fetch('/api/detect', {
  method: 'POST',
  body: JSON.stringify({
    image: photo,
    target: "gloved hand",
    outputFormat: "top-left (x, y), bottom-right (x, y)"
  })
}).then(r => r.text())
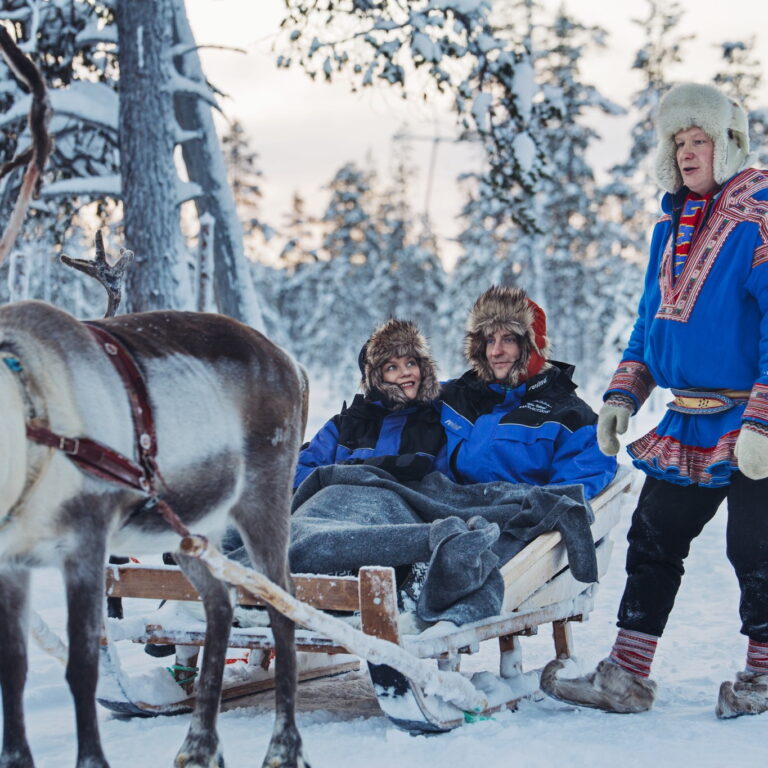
top-left (597, 398), bottom-right (633, 456)
top-left (735, 424), bottom-right (768, 480)
top-left (363, 453), bottom-right (434, 482)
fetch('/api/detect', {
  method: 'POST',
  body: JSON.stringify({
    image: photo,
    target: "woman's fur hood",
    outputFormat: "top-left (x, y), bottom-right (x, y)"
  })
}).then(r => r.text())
top-left (464, 285), bottom-right (550, 386)
top-left (360, 318), bottom-right (440, 407)
top-left (655, 82), bottom-right (756, 193)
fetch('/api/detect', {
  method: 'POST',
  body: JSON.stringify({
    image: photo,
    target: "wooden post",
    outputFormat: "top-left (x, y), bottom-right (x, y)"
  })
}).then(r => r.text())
top-left (358, 566), bottom-right (400, 645)
top-left (499, 634), bottom-right (523, 679)
top-left (552, 619), bottom-right (574, 660)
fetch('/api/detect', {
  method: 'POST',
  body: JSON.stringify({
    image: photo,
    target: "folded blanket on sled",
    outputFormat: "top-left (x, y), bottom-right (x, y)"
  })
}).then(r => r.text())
top-left (283, 464), bottom-right (597, 627)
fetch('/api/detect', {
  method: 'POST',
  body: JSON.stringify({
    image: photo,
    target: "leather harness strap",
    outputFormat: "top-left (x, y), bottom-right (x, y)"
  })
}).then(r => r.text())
top-left (25, 422), bottom-right (147, 489)
top-left (22, 324), bottom-right (189, 537)
top-left (84, 323), bottom-right (159, 482)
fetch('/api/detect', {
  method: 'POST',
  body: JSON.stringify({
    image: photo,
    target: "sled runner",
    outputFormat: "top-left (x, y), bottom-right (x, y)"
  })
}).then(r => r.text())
top-left (98, 468), bottom-right (631, 730)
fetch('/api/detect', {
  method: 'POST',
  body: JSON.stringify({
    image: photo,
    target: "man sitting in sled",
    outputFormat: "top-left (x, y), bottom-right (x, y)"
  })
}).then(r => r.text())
top-left (440, 284), bottom-right (617, 500)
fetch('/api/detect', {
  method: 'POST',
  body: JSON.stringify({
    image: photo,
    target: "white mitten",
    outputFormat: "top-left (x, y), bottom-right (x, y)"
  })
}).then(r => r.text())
top-left (597, 399), bottom-right (632, 456)
top-left (735, 425), bottom-right (768, 480)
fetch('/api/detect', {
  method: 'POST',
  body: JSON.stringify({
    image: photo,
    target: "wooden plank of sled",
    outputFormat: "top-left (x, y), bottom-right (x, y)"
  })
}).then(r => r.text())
top-left (404, 594), bottom-right (595, 659)
top-left (138, 624), bottom-right (352, 653)
top-left (105, 564), bottom-right (360, 612)
top-left (500, 468), bottom-right (631, 612)
top-left (513, 537), bottom-right (614, 613)
top-left (358, 566), bottom-right (400, 644)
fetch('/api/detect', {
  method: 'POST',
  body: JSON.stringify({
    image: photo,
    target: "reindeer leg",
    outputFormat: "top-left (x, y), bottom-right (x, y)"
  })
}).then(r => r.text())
top-left (62, 550), bottom-right (111, 768)
top-left (0, 567), bottom-right (34, 768)
top-left (233, 497), bottom-right (308, 768)
top-left (173, 553), bottom-right (233, 768)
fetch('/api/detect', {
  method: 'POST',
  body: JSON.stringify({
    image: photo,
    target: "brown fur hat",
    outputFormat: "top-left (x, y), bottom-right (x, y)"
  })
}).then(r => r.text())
top-left (360, 318), bottom-right (440, 407)
top-left (464, 285), bottom-right (551, 385)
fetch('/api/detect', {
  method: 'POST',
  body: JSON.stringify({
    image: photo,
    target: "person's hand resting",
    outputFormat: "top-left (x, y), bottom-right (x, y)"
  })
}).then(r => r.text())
top-left (362, 453), bottom-right (434, 482)
top-left (597, 397), bottom-right (633, 456)
top-left (735, 424), bottom-right (768, 480)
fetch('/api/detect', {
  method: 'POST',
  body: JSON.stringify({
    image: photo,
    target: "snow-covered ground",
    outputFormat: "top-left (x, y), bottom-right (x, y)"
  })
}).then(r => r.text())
top-left (19, 397), bottom-right (767, 767)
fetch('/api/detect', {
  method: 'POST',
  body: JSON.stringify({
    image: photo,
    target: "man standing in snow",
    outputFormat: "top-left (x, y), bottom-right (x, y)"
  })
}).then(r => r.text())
top-left (541, 83), bottom-right (768, 718)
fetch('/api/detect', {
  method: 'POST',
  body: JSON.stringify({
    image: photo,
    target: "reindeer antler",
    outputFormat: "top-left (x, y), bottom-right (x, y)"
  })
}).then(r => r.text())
top-left (0, 24), bottom-right (52, 264)
top-left (60, 231), bottom-right (134, 317)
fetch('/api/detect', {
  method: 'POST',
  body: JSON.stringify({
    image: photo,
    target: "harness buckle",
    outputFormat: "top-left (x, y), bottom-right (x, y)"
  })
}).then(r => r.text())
top-left (58, 436), bottom-right (80, 454)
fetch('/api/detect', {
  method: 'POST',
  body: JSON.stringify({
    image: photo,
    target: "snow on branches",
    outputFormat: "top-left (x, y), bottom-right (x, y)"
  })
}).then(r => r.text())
top-left (278, 0), bottom-right (546, 231)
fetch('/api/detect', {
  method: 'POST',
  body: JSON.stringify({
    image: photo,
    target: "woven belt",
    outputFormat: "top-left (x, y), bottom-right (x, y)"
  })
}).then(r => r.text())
top-left (668, 388), bottom-right (751, 415)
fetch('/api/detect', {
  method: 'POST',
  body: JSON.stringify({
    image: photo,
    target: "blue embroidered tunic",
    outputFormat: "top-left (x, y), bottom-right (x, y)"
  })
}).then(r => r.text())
top-left (605, 168), bottom-right (768, 487)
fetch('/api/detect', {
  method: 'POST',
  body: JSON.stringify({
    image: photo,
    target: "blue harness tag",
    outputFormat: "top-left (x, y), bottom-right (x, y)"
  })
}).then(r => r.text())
top-left (2, 356), bottom-right (23, 373)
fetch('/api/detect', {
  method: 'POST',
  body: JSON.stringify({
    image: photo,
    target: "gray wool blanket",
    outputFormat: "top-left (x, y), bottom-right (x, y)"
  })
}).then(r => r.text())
top-left (285, 465), bottom-right (597, 626)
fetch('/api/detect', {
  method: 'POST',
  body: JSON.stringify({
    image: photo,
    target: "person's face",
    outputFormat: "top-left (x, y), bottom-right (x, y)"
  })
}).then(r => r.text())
top-left (675, 126), bottom-right (717, 196)
top-left (485, 329), bottom-right (521, 382)
top-left (381, 355), bottom-right (422, 399)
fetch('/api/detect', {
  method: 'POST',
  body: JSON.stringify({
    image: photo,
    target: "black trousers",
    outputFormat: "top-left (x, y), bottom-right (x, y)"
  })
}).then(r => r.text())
top-left (617, 473), bottom-right (768, 641)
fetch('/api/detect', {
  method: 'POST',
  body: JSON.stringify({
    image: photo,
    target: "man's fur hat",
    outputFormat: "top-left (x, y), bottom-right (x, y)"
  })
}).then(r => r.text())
top-left (360, 318), bottom-right (440, 406)
top-left (655, 82), bottom-right (755, 193)
top-left (464, 285), bottom-right (550, 386)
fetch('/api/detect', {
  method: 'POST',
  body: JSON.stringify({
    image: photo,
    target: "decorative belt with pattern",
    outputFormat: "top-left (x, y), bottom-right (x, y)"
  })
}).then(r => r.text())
top-left (668, 388), bottom-right (751, 415)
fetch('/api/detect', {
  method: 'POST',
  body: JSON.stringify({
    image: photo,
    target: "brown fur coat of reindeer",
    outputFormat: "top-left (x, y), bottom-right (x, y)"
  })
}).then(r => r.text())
top-left (0, 26), bottom-right (310, 768)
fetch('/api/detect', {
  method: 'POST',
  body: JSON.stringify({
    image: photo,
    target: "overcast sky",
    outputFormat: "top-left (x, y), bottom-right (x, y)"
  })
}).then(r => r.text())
top-left (185, 0), bottom-right (768, 265)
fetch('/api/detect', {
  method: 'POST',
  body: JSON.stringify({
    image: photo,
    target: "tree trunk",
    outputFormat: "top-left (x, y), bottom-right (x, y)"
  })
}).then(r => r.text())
top-left (170, 0), bottom-right (264, 330)
top-left (117, 0), bottom-right (187, 312)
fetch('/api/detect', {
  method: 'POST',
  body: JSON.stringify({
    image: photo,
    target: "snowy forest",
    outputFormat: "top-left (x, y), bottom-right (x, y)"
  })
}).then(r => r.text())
top-left (1, 0), bottom-right (767, 399)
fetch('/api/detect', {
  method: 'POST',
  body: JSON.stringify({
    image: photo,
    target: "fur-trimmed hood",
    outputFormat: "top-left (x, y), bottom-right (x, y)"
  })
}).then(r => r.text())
top-left (464, 285), bottom-right (550, 386)
top-left (655, 82), bottom-right (756, 193)
top-left (359, 318), bottom-right (440, 407)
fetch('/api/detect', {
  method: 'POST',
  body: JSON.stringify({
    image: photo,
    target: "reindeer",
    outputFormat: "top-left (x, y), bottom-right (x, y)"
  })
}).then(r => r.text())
top-left (0, 26), bottom-right (310, 768)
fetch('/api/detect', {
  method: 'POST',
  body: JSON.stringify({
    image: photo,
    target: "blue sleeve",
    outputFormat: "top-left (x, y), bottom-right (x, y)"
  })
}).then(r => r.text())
top-left (293, 417), bottom-right (342, 489)
top-left (548, 424), bottom-right (618, 500)
top-left (744, 255), bottom-right (768, 426)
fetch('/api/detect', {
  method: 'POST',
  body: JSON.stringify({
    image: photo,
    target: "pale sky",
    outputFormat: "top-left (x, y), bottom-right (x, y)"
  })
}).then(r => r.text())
top-left (185, 0), bottom-right (768, 266)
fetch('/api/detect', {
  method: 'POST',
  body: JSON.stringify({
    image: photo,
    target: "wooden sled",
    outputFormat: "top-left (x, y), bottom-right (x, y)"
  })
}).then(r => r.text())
top-left (99, 467), bottom-right (631, 730)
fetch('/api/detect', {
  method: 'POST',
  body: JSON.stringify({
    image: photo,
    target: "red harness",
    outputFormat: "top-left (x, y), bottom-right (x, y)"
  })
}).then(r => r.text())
top-left (24, 324), bottom-right (189, 536)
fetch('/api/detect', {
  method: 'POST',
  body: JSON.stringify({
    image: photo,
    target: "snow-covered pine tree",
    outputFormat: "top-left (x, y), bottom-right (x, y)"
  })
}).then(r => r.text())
top-left (602, 0), bottom-right (689, 257)
top-left (221, 118), bottom-right (275, 262)
top-left (713, 39), bottom-right (768, 167)
top-left (445, 175), bottom-right (519, 375)
top-left (278, 0), bottom-right (548, 234)
top-left (448, 3), bottom-right (626, 386)
top-left (279, 162), bottom-right (382, 386)
top-left (278, 192), bottom-right (318, 271)
top-left (588, 0), bottom-right (689, 394)
top-left (529, 10), bottom-right (626, 380)
top-left (373, 147), bottom-right (446, 343)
